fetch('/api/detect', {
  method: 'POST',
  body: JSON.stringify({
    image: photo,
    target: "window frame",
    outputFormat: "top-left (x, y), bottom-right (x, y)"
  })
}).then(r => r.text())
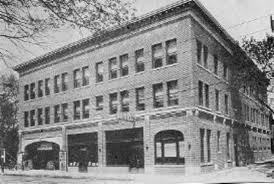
top-left (82, 99), bottom-right (90, 119)
top-left (153, 83), bottom-right (164, 108)
top-left (96, 96), bottom-right (104, 111)
top-left (38, 80), bottom-right (43, 98)
top-left (135, 49), bottom-right (145, 73)
top-left (152, 43), bottom-right (163, 69)
top-left (96, 62), bottom-right (104, 83)
top-left (109, 57), bottom-right (118, 80)
top-left (136, 87), bottom-right (145, 111)
top-left (73, 100), bottom-right (81, 120)
top-left (166, 39), bottom-right (177, 65)
top-left (120, 54), bottom-right (129, 77)
top-left (109, 92), bottom-right (118, 115)
top-left (167, 80), bottom-right (179, 106)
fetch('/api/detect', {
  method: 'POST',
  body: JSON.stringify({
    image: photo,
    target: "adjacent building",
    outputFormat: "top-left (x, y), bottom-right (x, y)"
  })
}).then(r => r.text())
top-left (14, 0), bottom-right (271, 174)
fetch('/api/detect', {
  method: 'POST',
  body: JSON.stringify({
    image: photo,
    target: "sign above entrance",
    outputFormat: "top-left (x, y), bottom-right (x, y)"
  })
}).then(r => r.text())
top-left (117, 113), bottom-right (136, 123)
top-left (37, 143), bottom-right (53, 151)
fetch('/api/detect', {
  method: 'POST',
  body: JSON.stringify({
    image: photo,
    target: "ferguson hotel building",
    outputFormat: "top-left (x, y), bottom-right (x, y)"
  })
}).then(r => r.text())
top-left (14, 0), bottom-right (272, 174)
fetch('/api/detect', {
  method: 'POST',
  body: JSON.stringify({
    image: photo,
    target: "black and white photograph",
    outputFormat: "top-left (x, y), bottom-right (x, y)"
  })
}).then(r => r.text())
top-left (1, 0), bottom-right (274, 183)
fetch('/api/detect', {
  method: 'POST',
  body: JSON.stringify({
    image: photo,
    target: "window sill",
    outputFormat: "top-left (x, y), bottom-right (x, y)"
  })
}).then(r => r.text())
top-left (197, 105), bottom-right (212, 112)
top-left (155, 164), bottom-right (185, 168)
top-left (109, 75), bottom-right (130, 82)
top-left (72, 84), bottom-right (91, 91)
top-left (152, 63), bottom-right (178, 72)
top-left (134, 71), bottom-right (145, 76)
top-left (200, 162), bottom-right (214, 167)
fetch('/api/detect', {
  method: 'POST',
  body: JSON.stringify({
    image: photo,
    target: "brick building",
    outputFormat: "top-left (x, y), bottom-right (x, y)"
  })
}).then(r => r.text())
top-left (14, 0), bottom-right (271, 174)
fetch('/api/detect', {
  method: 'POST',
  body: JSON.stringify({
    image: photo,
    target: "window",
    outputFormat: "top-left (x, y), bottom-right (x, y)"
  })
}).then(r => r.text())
top-left (167, 80), bottom-right (178, 106)
top-left (166, 39), bottom-right (177, 65)
top-left (214, 55), bottom-right (218, 75)
top-left (135, 49), bottom-right (145, 73)
top-left (45, 107), bottom-right (50, 124)
top-left (45, 78), bottom-right (50, 95)
top-left (120, 54), bottom-right (129, 77)
top-left (205, 83), bottom-right (209, 108)
top-left (82, 99), bottom-right (90, 119)
top-left (197, 40), bottom-right (202, 64)
top-left (152, 43), bottom-right (163, 68)
top-left (223, 63), bottom-right (228, 80)
top-left (136, 87), bottom-right (145, 111)
top-left (109, 58), bottom-right (118, 79)
top-left (225, 94), bottom-right (229, 114)
top-left (74, 69), bottom-right (81, 88)
top-left (82, 66), bottom-right (90, 86)
top-left (62, 103), bottom-right (68, 122)
top-left (109, 93), bottom-right (118, 114)
top-left (153, 83), bottom-right (164, 108)
top-left (96, 96), bottom-right (103, 111)
top-left (120, 90), bottom-right (129, 112)
top-left (155, 130), bottom-right (184, 165)
top-left (54, 75), bottom-right (60, 93)
top-left (96, 62), bottom-right (104, 82)
top-left (38, 80), bottom-right (43, 97)
top-left (24, 111), bottom-right (29, 127)
top-left (207, 129), bottom-right (211, 162)
top-left (24, 85), bottom-right (29, 101)
top-left (203, 45), bottom-right (208, 68)
top-left (37, 108), bottom-right (43, 125)
top-left (30, 110), bottom-right (35, 126)
top-left (215, 89), bottom-right (219, 111)
top-left (226, 132), bottom-right (230, 160)
top-left (30, 83), bottom-right (35, 99)
top-left (61, 73), bottom-right (68, 91)
top-left (73, 101), bottom-right (81, 120)
top-left (198, 81), bottom-right (203, 106)
top-left (200, 128), bottom-right (205, 163)
top-left (217, 131), bottom-right (220, 152)
top-left (54, 105), bottom-right (61, 123)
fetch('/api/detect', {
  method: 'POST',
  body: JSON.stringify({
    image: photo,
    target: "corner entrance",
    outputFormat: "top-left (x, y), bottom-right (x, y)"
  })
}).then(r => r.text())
top-left (106, 128), bottom-right (144, 170)
top-left (24, 141), bottom-right (60, 170)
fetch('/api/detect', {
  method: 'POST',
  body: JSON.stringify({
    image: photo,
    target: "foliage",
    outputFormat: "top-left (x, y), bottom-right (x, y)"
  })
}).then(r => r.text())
top-left (0, 0), bottom-right (135, 63)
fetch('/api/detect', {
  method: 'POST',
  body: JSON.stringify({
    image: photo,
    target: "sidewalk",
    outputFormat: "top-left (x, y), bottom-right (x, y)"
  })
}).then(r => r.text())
top-left (2, 167), bottom-right (274, 183)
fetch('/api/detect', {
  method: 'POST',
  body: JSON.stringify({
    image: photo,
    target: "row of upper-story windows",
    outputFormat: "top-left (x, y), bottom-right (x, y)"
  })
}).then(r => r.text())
top-left (198, 80), bottom-right (229, 114)
top-left (242, 103), bottom-right (269, 127)
top-left (23, 80), bottom-right (179, 127)
top-left (252, 136), bottom-right (271, 151)
top-left (23, 38), bottom-right (178, 101)
top-left (196, 39), bottom-right (228, 80)
top-left (242, 85), bottom-right (266, 102)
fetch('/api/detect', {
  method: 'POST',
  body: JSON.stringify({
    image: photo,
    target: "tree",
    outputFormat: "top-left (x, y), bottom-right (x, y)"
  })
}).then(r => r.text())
top-left (0, 74), bottom-right (18, 167)
top-left (0, 0), bottom-right (135, 64)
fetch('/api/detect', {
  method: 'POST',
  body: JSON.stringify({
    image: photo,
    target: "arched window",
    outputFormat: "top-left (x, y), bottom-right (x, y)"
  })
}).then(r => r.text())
top-left (155, 130), bottom-right (185, 165)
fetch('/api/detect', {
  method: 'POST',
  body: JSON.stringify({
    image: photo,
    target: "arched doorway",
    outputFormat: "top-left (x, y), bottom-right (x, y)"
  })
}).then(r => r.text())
top-left (24, 141), bottom-right (60, 170)
top-left (154, 130), bottom-right (185, 165)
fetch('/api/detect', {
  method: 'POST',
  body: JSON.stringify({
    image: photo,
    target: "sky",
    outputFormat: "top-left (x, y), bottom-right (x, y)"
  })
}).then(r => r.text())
top-left (1, 0), bottom-right (274, 74)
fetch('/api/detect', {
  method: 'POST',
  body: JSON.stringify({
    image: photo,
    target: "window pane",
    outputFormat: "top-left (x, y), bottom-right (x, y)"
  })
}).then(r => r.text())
top-left (205, 84), bottom-right (209, 108)
top-left (38, 80), bottom-right (43, 97)
top-left (30, 83), bottom-right (35, 99)
top-left (120, 90), bottom-right (129, 112)
top-left (109, 58), bottom-right (118, 79)
top-left (166, 39), bottom-right (177, 65)
top-left (167, 80), bottom-right (178, 106)
top-left (45, 107), bottom-right (50, 124)
top-left (54, 105), bottom-right (60, 123)
top-left (62, 103), bottom-right (68, 122)
top-left (30, 110), bottom-right (35, 126)
top-left (24, 85), bottom-right (29, 101)
top-left (62, 73), bottom-right (68, 91)
top-left (45, 78), bottom-right (50, 95)
top-left (135, 49), bottom-right (145, 72)
top-left (96, 62), bottom-right (104, 82)
top-left (203, 45), bottom-right (208, 68)
top-left (152, 43), bottom-right (163, 68)
top-left (96, 96), bottom-right (103, 111)
top-left (153, 83), bottom-right (163, 108)
top-left (82, 99), bottom-right (90, 119)
top-left (37, 108), bottom-right (43, 125)
top-left (200, 128), bottom-right (205, 163)
top-left (215, 89), bottom-right (219, 111)
top-left (120, 54), bottom-right (129, 77)
top-left (74, 69), bottom-right (81, 88)
top-left (198, 81), bottom-right (203, 106)
top-left (214, 55), bottom-right (218, 75)
top-left (109, 93), bottom-right (118, 114)
top-left (54, 75), bottom-right (60, 93)
top-left (82, 66), bottom-right (90, 86)
top-left (197, 40), bottom-right (202, 64)
top-left (24, 111), bottom-right (29, 127)
top-left (74, 101), bottom-right (81, 120)
top-left (136, 87), bottom-right (145, 111)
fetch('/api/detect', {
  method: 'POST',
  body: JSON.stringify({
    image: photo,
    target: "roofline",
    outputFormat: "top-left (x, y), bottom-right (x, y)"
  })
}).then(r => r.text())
top-left (13, 0), bottom-right (239, 73)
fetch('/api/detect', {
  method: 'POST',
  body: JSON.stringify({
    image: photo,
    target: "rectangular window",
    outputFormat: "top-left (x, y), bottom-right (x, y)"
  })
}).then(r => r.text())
top-left (215, 89), bottom-right (219, 111)
top-left (153, 83), bottom-right (164, 108)
top-left (205, 83), bottom-right (209, 108)
top-left (120, 90), bottom-right (129, 112)
top-left (74, 69), bottom-right (81, 88)
top-left (96, 96), bottom-right (103, 111)
top-left (30, 109), bottom-right (35, 126)
top-left (135, 49), bottom-right (145, 73)
top-left (54, 75), bottom-right (60, 93)
top-left (37, 108), bottom-right (43, 125)
top-left (62, 103), bottom-right (68, 122)
top-left (61, 73), bottom-right (68, 91)
top-left (197, 40), bottom-right (202, 64)
top-left (54, 105), bottom-right (61, 123)
top-left (109, 58), bottom-right (118, 79)
top-left (38, 80), bottom-right (43, 97)
top-left (82, 99), bottom-right (90, 119)
top-left (109, 93), bottom-right (118, 114)
top-left (30, 83), bottom-right (35, 99)
top-left (203, 45), bottom-right (208, 68)
top-left (24, 111), bottom-right (29, 127)
top-left (24, 85), bottom-right (29, 101)
top-left (73, 101), bottom-right (81, 120)
top-left (96, 62), bottom-right (104, 83)
top-left (217, 131), bottom-right (220, 152)
top-left (214, 55), bottom-right (218, 75)
top-left (198, 81), bottom-right (203, 106)
top-left (225, 94), bottom-right (229, 114)
top-left (136, 87), bottom-right (145, 111)
top-left (200, 128), bottom-right (205, 163)
top-left (207, 129), bottom-right (211, 162)
top-left (152, 43), bottom-right (163, 68)
top-left (82, 66), bottom-right (90, 86)
top-left (45, 107), bottom-right (50, 124)
top-left (167, 80), bottom-right (178, 106)
top-left (223, 63), bottom-right (228, 80)
top-left (120, 54), bottom-right (129, 77)
top-left (166, 39), bottom-right (177, 65)
top-left (226, 132), bottom-right (230, 160)
top-left (45, 78), bottom-right (50, 95)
